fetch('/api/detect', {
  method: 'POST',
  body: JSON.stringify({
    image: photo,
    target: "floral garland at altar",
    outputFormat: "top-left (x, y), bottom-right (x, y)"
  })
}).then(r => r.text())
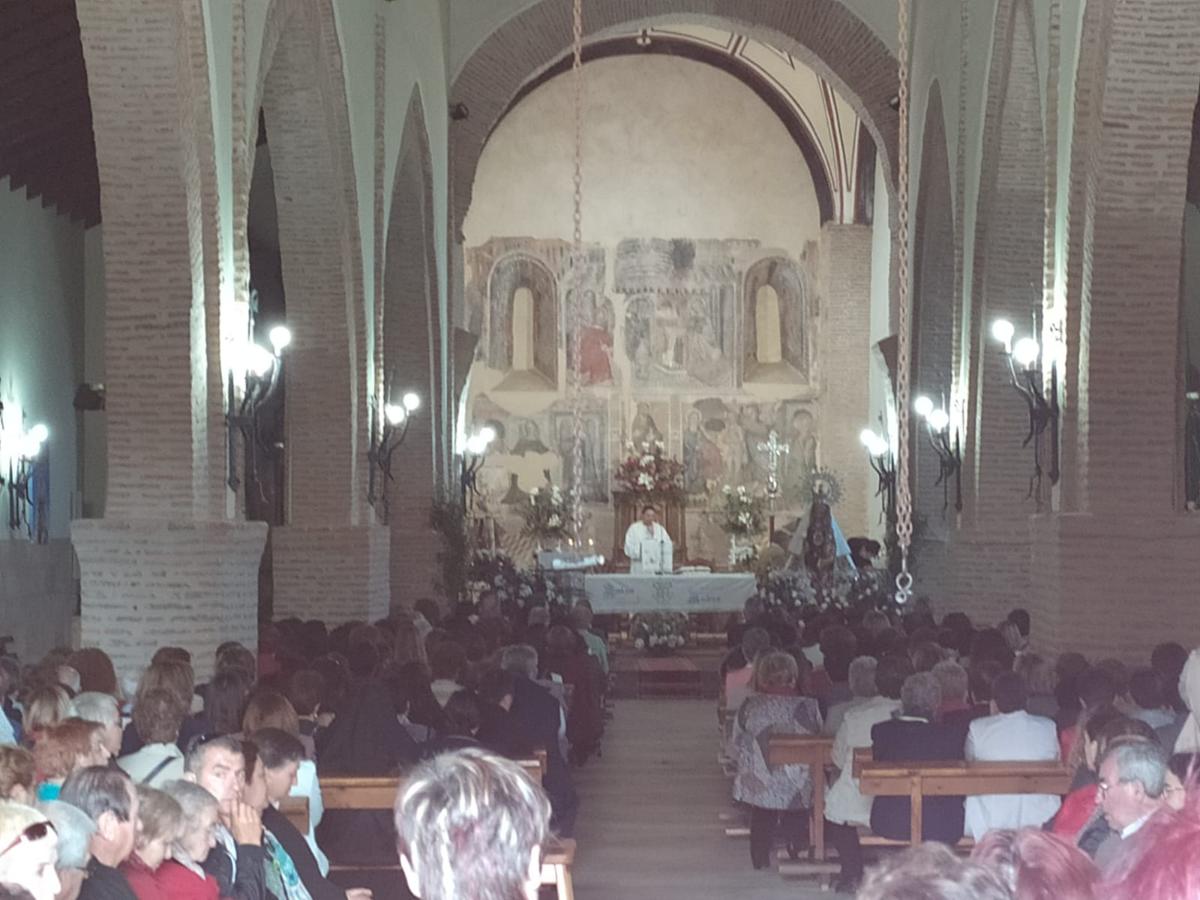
top-left (614, 441), bottom-right (685, 497)
top-left (521, 484), bottom-right (570, 545)
top-left (755, 564), bottom-right (892, 613)
top-left (630, 611), bottom-right (690, 654)
top-left (466, 549), bottom-right (561, 615)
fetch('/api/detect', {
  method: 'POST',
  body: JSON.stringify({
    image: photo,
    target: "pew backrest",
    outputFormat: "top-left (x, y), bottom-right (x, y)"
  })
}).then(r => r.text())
top-left (764, 735), bottom-right (835, 858)
top-left (857, 760), bottom-right (1071, 845)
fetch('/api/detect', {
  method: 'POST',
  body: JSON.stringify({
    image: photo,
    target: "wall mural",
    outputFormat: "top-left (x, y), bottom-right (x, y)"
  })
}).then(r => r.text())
top-left (464, 236), bottom-right (826, 560)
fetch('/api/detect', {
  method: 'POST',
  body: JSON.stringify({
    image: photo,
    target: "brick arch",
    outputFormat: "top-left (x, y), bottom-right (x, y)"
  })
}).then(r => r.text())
top-left (449, 0), bottom-right (899, 236)
top-left (963, 0), bottom-right (1045, 521)
top-left (248, 0), bottom-right (368, 527)
top-left (383, 88), bottom-right (442, 606)
top-left (912, 81), bottom-right (957, 531)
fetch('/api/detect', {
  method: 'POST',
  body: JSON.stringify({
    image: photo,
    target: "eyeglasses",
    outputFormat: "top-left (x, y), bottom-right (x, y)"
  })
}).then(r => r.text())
top-left (0, 821), bottom-right (56, 858)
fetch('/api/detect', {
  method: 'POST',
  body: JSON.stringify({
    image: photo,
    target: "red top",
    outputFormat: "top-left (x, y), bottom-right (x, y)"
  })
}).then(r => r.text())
top-left (1051, 783), bottom-right (1098, 838)
top-left (120, 853), bottom-right (167, 900)
top-left (150, 861), bottom-right (220, 900)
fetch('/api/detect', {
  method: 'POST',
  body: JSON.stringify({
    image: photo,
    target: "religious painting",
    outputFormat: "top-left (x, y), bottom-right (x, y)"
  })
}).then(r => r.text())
top-left (682, 404), bottom-right (726, 495)
top-left (743, 255), bottom-right (813, 383)
top-left (615, 239), bottom-right (737, 389)
top-left (487, 253), bottom-right (558, 389)
top-left (550, 406), bottom-right (609, 503)
top-left (628, 400), bottom-right (667, 450)
top-left (565, 288), bottom-right (616, 386)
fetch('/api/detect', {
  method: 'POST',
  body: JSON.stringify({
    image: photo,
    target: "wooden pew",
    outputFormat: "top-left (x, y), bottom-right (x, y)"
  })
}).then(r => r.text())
top-left (763, 735), bottom-right (835, 859)
top-left (857, 760), bottom-right (1072, 848)
top-left (317, 756), bottom-right (573, 900)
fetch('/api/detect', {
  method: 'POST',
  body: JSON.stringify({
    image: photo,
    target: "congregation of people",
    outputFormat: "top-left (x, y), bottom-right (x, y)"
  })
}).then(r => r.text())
top-left (721, 597), bottom-right (1200, 898)
top-left (0, 590), bottom-right (610, 900)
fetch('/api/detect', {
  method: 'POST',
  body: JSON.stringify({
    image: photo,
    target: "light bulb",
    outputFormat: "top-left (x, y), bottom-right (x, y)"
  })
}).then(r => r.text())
top-left (860, 428), bottom-right (878, 450)
top-left (466, 435), bottom-right (485, 455)
top-left (402, 392), bottom-right (421, 412)
top-left (28, 424), bottom-right (49, 444)
top-left (268, 325), bottom-right (292, 354)
top-left (1013, 337), bottom-right (1040, 369)
top-left (247, 344), bottom-right (275, 378)
top-left (991, 319), bottom-right (1015, 351)
top-left (480, 426), bottom-right (497, 445)
top-left (927, 409), bottom-right (951, 433)
top-left (384, 404), bottom-right (406, 426)
top-left (914, 395), bottom-right (934, 418)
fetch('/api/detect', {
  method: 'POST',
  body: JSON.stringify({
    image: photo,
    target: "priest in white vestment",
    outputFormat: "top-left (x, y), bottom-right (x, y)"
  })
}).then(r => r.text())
top-left (623, 504), bottom-right (674, 574)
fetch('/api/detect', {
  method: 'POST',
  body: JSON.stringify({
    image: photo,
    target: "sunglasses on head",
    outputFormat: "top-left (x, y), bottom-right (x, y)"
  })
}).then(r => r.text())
top-left (0, 821), bottom-right (55, 858)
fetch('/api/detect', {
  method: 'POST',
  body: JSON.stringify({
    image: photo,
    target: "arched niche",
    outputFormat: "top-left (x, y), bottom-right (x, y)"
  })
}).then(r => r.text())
top-left (743, 256), bottom-right (811, 383)
top-left (912, 83), bottom-right (957, 531)
top-left (382, 89), bottom-right (441, 605)
top-left (488, 254), bottom-right (559, 390)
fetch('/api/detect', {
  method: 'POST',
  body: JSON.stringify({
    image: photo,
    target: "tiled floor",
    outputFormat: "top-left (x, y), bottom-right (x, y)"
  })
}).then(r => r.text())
top-left (571, 698), bottom-right (851, 899)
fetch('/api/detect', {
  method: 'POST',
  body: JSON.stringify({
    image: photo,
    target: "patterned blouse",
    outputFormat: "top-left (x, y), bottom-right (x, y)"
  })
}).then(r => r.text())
top-left (732, 693), bottom-right (823, 810)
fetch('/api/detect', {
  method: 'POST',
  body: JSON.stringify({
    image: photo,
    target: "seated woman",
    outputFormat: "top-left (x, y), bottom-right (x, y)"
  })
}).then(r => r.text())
top-left (242, 690), bottom-right (327, 875)
top-left (32, 719), bottom-right (111, 801)
top-left (21, 685), bottom-right (72, 747)
top-left (731, 650), bottom-right (822, 869)
top-left (0, 799), bottom-right (61, 900)
top-left (870, 672), bottom-right (966, 844)
top-left (244, 730), bottom-right (370, 900)
top-left (0, 746), bottom-right (36, 805)
top-left (315, 680), bottom-right (419, 895)
top-left (541, 626), bottom-right (603, 764)
top-left (121, 785), bottom-right (184, 900)
top-left (156, 781), bottom-right (222, 899)
top-left (972, 828), bottom-right (1099, 900)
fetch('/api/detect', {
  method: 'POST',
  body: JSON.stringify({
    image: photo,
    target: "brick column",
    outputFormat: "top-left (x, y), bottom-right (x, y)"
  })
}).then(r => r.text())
top-left (72, 0), bottom-right (265, 673)
top-left (819, 224), bottom-right (873, 535)
top-left (271, 525), bottom-right (390, 624)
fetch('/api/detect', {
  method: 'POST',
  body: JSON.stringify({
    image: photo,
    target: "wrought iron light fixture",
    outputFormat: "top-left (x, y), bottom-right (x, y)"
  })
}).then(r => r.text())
top-left (913, 394), bottom-right (962, 513)
top-left (991, 318), bottom-right (1060, 499)
top-left (225, 325), bottom-right (290, 492)
top-left (2, 419), bottom-right (48, 539)
top-left (368, 389), bottom-right (422, 522)
top-left (460, 426), bottom-right (496, 508)
top-left (860, 426), bottom-right (896, 524)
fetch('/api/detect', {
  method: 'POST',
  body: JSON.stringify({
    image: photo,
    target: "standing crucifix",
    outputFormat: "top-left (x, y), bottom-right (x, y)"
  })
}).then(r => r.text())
top-left (757, 429), bottom-right (790, 542)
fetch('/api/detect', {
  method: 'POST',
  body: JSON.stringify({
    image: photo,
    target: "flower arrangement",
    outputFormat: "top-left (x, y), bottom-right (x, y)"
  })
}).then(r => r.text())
top-left (521, 484), bottom-right (570, 544)
top-left (614, 441), bottom-right (685, 497)
top-left (630, 611), bottom-right (689, 654)
top-left (755, 565), bottom-right (858, 613)
top-left (465, 549), bottom-right (559, 614)
top-left (718, 485), bottom-right (766, 537)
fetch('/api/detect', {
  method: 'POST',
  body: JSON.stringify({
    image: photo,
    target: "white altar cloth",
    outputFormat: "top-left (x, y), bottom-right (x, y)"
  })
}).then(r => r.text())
top-left (583, 573), bottom-right (756, 614)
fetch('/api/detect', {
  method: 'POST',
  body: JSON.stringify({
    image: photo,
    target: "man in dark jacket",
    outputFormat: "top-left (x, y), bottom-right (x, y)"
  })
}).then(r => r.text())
top-left (182, 735), bottom-right (267, 900)
top-left (491, 646), bottom-right (579, 836)
top-left (60, 767), bottom-right (140, 900)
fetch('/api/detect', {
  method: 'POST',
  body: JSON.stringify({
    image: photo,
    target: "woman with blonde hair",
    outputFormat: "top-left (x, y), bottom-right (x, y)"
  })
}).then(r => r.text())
top-left (0, 800), bottom-right (60, 900)
top-left (121, 785), bottom-right (184, 900)
top-left (22, 686), bottom-right (71, 746)
top-left (32, 719), bottom-right (110, 801)
top-left (733, 650), bottom-right (822, 868)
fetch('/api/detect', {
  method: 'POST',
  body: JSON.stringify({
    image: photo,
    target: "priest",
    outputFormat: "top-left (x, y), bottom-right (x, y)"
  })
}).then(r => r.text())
top-left (623, 504), bottom-right (674, 574)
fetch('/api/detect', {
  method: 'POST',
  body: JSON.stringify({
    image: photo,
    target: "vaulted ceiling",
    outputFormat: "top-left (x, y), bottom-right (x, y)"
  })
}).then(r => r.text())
top-left (0, 0), bottom-right (100, 226)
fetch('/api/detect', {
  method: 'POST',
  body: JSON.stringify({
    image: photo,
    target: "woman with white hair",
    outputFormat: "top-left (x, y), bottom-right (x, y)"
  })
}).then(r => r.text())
top-left (731, 650), bottom-right (823, 869)
top-left (0, 801), bottom-right (60, 900)
top-left (37, 801), bottom-right (93, 900)
top-left (395, 749), bottom-right (550, 900)
top-left (154, 781), bottom-right (221, 899)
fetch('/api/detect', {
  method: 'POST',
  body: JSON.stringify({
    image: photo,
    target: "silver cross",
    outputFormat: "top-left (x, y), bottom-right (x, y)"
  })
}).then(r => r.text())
top-left (757, 429), bottom-right (790, 498)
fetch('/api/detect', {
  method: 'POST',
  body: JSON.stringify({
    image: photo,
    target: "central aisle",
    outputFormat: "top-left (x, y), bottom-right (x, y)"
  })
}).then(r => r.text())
top-left (570, 699), bottom-right (850, 899)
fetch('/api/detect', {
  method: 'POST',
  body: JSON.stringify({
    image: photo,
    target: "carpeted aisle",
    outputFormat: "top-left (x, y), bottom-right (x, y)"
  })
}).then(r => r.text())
top-left (570, 699), bottom-right (850, 900)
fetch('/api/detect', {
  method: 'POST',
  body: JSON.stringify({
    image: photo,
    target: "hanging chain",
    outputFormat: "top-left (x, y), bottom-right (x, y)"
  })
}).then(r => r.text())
top-left (894, 0), bottom-right (915, 603)
top-left (569, 0), bottom-right (586, 545)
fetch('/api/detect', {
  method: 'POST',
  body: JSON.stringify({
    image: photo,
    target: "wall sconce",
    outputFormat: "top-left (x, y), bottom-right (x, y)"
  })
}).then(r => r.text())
top-left (225, 326), bottom-right (290, 492)
top-left (860, 426), bottom-right (896, 524)
top-left (460, 426), bottom-right (496, 508)
top-left (368, 390), bottom-right (421, 523)
top-left (3, 421), bottom-right (48, 540)
top-left (991, 318), bottom-right (1060, 499)
top-left (914, 394), bottom-right (962, 513)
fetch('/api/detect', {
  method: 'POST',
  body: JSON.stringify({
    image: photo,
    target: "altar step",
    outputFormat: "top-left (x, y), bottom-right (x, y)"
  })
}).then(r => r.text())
top-left (609, 645), bottom-right (724, 700)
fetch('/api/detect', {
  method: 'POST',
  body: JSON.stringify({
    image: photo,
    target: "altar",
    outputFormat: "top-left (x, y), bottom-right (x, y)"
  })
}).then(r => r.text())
top-left (583, 572), bottom-right (756, 614)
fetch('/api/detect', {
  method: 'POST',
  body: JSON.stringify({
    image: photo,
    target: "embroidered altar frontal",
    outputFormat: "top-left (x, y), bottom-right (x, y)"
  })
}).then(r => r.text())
top-left (584, 573), bottom-right (756, 614)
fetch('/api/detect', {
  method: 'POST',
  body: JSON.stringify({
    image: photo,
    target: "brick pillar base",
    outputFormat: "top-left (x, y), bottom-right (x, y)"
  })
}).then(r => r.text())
top-left (1029, 514), bottom-right (1200, 660)
top-left (72, 519), bottom-right (267, 683)
top-left (929, 521), bottom-right (1034, 626)
top-left (272, 524), bottom-right (390, 624)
